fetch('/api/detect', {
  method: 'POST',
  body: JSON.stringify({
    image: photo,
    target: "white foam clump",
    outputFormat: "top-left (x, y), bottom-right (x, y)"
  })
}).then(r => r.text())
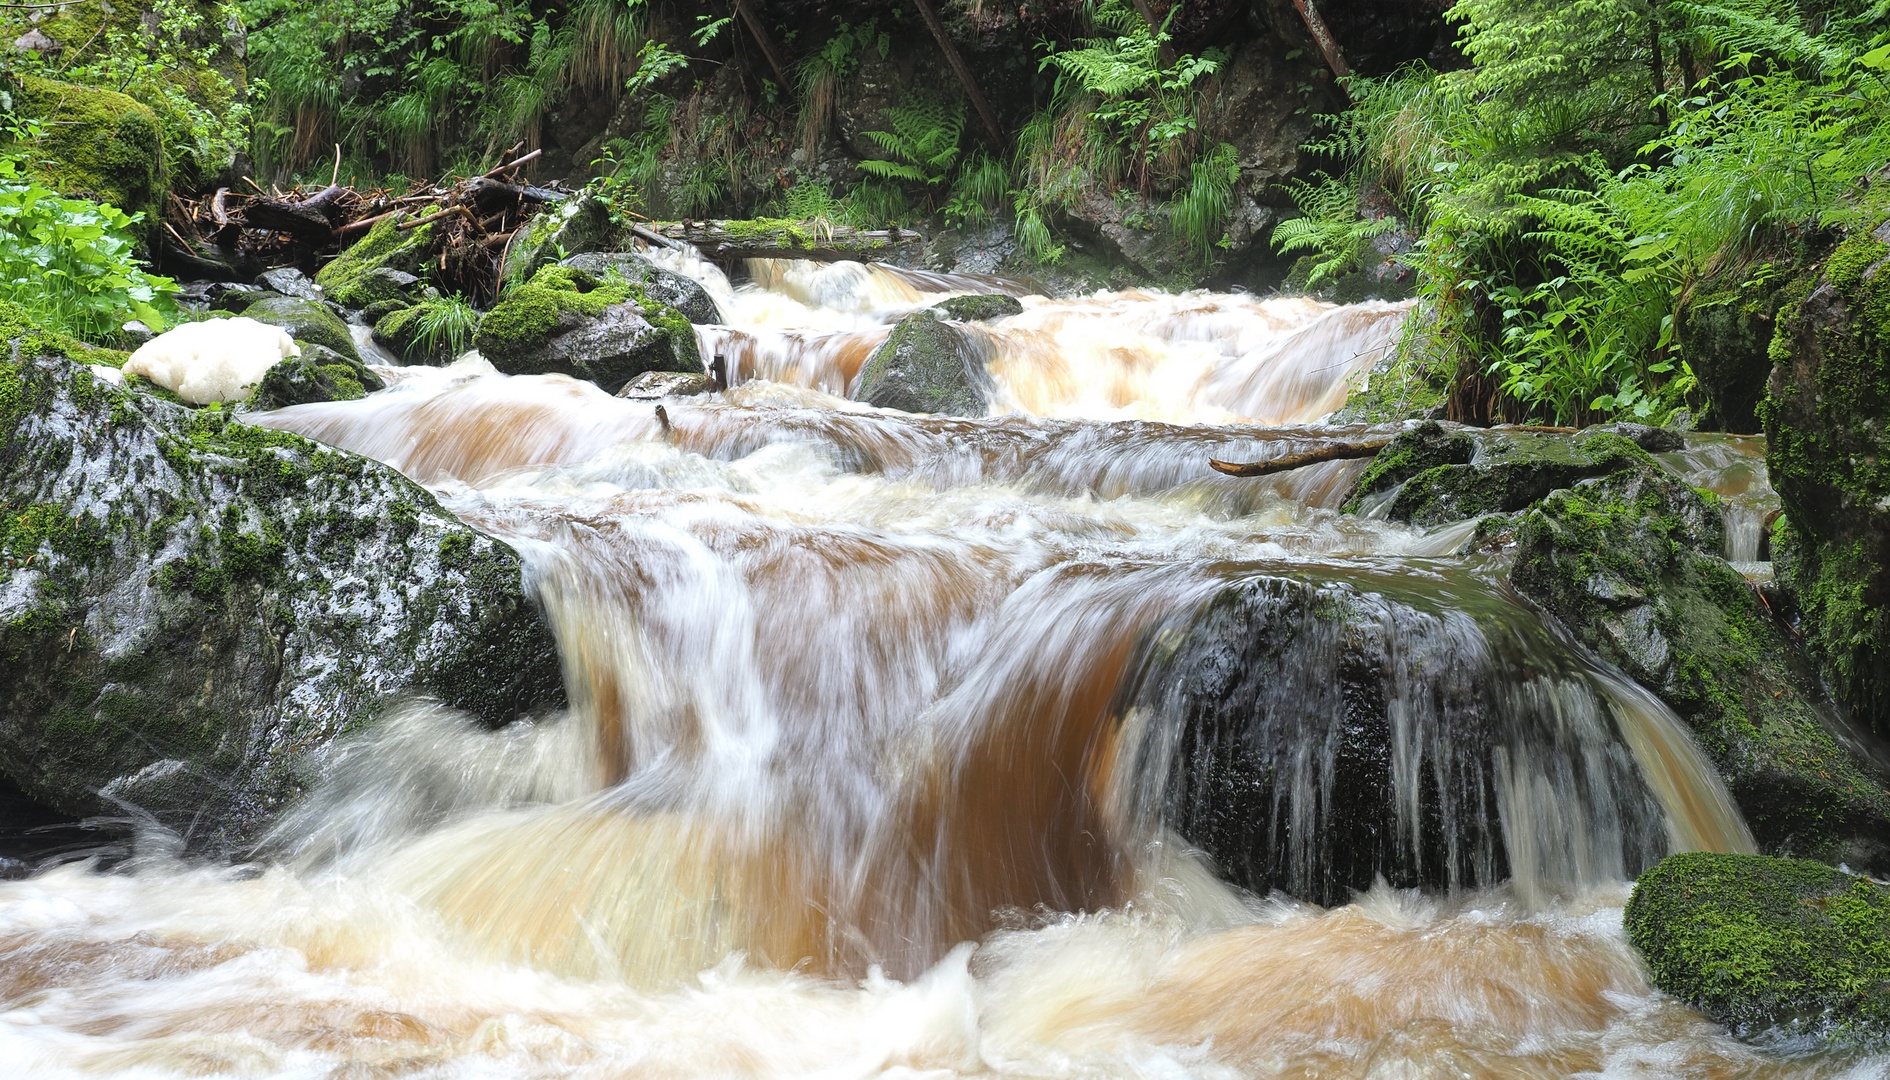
top-left (123, 317), bottom-right (301, 404)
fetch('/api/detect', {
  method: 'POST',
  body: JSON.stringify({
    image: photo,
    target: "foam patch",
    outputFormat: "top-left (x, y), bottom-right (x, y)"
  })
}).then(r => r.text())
top-left (124, 317), bottom-right (302, 404)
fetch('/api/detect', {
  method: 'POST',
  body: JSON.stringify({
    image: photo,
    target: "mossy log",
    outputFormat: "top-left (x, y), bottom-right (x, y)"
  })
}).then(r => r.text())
top-left (638, 219), bottom-right (924, 263)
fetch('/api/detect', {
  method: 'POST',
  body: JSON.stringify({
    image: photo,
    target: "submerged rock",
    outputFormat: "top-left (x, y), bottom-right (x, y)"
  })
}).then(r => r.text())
top-left (854, 310), bottom-right (991, 417)
top-left (617, 370), bottom-right (716, 399)
top-left (243, 294), bottom-right (361, 363)
top-left (1626, 852), bottom-right (1890, 1047)
top-left (474, 264), bottom-right (703, 393)
top-left (930, 294), bottom-right (1023, 322)
top-left (559, 251), bottom-right (723, 325)
top-left (314, 216), bottom-right (437, 309)
top-left (1133, 571), bottom-right (1670, 906)
top-left (0, 321), bottom-right (564, 849)
top-left (1763, 221), bottom-right (1890, 745)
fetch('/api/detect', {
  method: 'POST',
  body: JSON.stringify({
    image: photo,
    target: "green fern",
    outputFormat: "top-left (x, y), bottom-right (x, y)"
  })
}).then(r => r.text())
top-left (1272, 173), bottom-right (1401, 289)
top-left (859, 95), bottom-right (965, 187)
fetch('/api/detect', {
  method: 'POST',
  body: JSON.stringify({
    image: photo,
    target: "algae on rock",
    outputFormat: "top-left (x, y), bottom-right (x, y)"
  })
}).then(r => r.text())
top-left (1626, 851), bottom-right (1890, 1047)
top-left (10, 77), bottom-right (167, 228)
top-left (0, 321), bottom-right (564, 849)
top-left (474, 264), bottom-right (703, 392)
top-left (315, 217), bottom-right (437, 309)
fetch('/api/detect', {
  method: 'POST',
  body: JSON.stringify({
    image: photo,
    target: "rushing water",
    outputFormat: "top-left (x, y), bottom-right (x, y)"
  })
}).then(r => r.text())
top-left (1, 256), bottom-right (1880, 1078)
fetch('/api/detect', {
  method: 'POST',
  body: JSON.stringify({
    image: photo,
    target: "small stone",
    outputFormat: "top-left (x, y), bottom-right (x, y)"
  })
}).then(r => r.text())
top-left (616, 370), bottom-right (716, 399)
top-left (930, 293), bottom-right (1024, 322)
top-left (12, 29), bottom-right (60, 54)
top-left (259, 267), bottom-right (322, 300)
top-left (119, 320), bottom-right (154, 346)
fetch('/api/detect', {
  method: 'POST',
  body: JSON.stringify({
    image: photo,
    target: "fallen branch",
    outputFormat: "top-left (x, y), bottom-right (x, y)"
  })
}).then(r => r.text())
top-left (481, 147), bottom-right (542, 179)
top-left (1209, 439), bottom-right (1391, 477)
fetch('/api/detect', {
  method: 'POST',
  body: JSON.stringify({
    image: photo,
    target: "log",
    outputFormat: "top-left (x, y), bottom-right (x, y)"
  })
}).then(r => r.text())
top-left (732, 0), bottom-right (794, 91)
top-left (241, 196), bottom-right (335, 242)
top-left (1292, 0), bottom-right (1352, 81)
top-left (1208, 439), bottom-right (1391, 477)
top-left (463, 175), bottom-right (561, 211)
top-left (642, 220), bottom-right (924, 263)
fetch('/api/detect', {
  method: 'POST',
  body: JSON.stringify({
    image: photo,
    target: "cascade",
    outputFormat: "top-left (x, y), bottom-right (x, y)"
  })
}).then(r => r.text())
top-left (0, 254), bottom-right (1827, 1077)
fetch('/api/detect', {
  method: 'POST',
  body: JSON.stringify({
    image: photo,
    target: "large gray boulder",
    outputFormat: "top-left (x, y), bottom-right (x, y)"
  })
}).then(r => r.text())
top-left (0, 344), bottom-right (565, 850)
top-left (854, 310), bottom-right (991, 417)
top-left (559, 251), bottom-right (723, 325)
top-left (243, 294), bottom-right (361, 362)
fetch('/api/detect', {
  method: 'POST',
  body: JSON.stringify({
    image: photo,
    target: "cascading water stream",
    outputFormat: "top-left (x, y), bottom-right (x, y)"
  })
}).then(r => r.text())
top-left (0, 255), bottom-right (1849, 1078)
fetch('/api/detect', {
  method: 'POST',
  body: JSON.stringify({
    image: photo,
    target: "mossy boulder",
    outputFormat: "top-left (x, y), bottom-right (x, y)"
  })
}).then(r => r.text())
top-left (1761, 220), bottom-right (1890, 743)
top-left (1508, 465), bottom-right (1890, 868)
top-left (246, 344), bottom-right (384, 410)
top-left (853, 310), bottom-right (991, 417)
top-left (1626, 852), bottom-right (1890, 1047)
top-left (558, 251), bottom-right (722, 325)
top-left (1675, 246), bottom-right (1808, 434)
top-left (242, 294), bottom-right (360, 363)
top-left (0, 320), bottom-right (564, 850)
top-left (1346, 421), bottom-right (1673, 526)
top-left (315, 217), bottom-right (437, 309)
top-left (931, 294), bottom-right (1023, 322)
top-left (11, 77), bottom-right (166, 228)
top-left (500, 195), bottom-right (616, 294)
top-left (474, 264), bottom-right (702, 392)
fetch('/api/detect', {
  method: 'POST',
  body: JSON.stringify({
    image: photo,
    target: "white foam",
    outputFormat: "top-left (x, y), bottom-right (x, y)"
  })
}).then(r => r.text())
top-left (123, 317), bottom-right (301, 404)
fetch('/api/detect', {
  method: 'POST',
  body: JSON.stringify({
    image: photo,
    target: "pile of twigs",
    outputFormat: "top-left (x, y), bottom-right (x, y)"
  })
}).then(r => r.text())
top-left (164, 145), bottom-right (569, 302)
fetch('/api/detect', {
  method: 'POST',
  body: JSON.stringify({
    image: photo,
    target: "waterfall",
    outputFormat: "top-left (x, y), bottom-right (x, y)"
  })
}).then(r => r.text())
top-left (0, 256), bottom-right (1795, 1078)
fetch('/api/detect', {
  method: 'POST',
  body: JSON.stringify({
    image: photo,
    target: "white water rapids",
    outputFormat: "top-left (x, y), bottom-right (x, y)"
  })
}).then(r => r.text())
top-left (1, 256), bottom-right (1877, 1078)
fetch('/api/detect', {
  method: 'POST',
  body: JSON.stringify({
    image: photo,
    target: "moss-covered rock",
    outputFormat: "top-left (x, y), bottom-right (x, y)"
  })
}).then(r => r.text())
top-left (500, 195), bottom-right (616, 295)
top-left (1346, 422), bottom-right (1668, 527)
top-left (0, 318), bottom-right (564, 850)
top-left (1508, 465), bottom-right (1890, 867)
top-left (372, 303), bottom-right (478, 366)
top-left (931, 294), bottom-right (1024, 322)
top-left (474, 264), bottom-right (702, 392)
top-left (1761, 220), bottom-right (1890, 743)
top-left (853, 310), bottom-right (991, 417)
top-left (557, 251), bottom-right (722, 325)
top-left (246, 344), bottom-right (384, 410)
top-left (1626, 852), bottom-right (1890, 1047)
top-left (315, 217), bottom-right (437, 309)
top-left (242, 295), bottom-right (360, 363)
top-left (1674, 247), bottom-right (1808, 434)
top-left (10, 77), bottom-right (166, 227)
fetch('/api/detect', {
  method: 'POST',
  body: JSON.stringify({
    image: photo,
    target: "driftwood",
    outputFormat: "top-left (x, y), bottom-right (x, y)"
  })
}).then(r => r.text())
top-left (639, 220), bottom-right (924, 262)
top-left (1209, 439), bottom-right (1391, 477)
top-left (732, 0), bottom-right (794, 91)
top-left (1291, 0), bottom-right (1352, 82)
top-left (911, 0), bottom-right (1005, 143)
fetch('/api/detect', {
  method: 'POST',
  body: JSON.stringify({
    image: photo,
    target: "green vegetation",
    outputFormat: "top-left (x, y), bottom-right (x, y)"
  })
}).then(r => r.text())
top-left (1287, 0), bottom-right (1890, 425)
top-left (1627, 852), bottom-right (1890, 1045)
top-left (373, 294), bottom-right (480, 364)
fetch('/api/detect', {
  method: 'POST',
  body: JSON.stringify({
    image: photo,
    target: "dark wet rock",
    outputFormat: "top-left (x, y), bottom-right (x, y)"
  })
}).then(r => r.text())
top-left (617, 370), bottom-right (716, 399)
top-left (558, 251), bottom-right (723, 325)
top-left (243, 294), bottom-right (361, 363)
top-left (258, 267), bottom-right (322, 300)
top-left (1675, 246), bottom-right (1805, 435)
top-left (1627, 852), bottom-right (1890, 1047)
top-left (474, 264), bottom-right (702, 393)
top-left (1762, 221), bottom-right (1890, 744)
top-left (854, 310), bottom-right (991, 417)
top-left (501, 195), bottom-right (615, 294)
top-left (246, 344), bottom-right (384, 410)
top-left (0, 329), bottom-right (564, 850)
top-left (931, 294), bottom-right (1023, 322)
top-left (1134, 571), bottom-right (1668, 907)
top-left (179, 281), bottom-right (264, 313)
top-left (315, 217), bottom-right (436, 309)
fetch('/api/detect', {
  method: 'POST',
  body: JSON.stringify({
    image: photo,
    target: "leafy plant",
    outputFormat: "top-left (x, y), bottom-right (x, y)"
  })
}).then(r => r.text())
top-left (0, 146), bottom-right (176, 343)
top-left (1272, 172), bottom-right (1401, 288)
top-left (1171, 142), bottom-right (1240, 257)
top-left (408, 293), bottom-right (480, 359)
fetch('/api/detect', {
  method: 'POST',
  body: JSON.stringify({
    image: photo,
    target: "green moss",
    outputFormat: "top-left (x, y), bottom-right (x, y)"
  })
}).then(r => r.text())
top-left (241, 295), bottom-right (360, 361)
top-left (314, 217), bottom-right (437, 308)
top-left (474, 264), bottom-right (700, 377)
top-left (11, 76), bottom-right (167, 226)
top-left (1626, 852), bottom-right (1890, 1045)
